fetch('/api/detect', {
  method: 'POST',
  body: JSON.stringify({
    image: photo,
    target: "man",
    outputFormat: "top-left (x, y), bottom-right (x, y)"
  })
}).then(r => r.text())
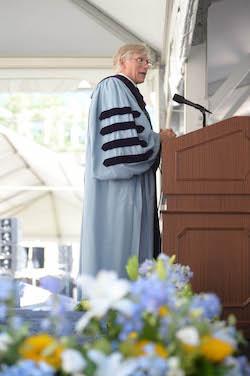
top-left (79, 44), bottom-right (175, 280)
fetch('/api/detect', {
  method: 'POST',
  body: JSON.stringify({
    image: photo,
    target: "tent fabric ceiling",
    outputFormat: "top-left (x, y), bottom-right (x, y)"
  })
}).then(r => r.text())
top-left (0, 125), bottom-right (83, 241)
top-left (206, 0), bottom-right (250, 120)
top-left (0, 0), bottom-right (123, 57)
top-left (207, 0), bottom-right (250, 83)
top-left (82, 0), bottom-right (167, 51)
top-left (0, 0), bottom-right (248, 85)
top-left (0, 0), bottom-right (248, 102)
top-left (0, 0), bottom-right (166, 58)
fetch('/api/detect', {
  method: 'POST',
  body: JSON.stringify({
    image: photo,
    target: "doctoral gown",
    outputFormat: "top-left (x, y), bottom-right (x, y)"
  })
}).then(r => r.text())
top-left (79, 74), bottom-right (161, 278)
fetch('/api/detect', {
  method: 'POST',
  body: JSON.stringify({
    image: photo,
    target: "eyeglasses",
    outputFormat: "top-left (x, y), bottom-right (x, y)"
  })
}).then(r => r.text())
top-left (131, 57), bottom-right (153, 66)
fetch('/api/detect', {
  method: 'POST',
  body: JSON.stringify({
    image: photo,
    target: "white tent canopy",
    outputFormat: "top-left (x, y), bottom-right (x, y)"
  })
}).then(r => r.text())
top-left (0, 125), bottom-right (83, 241)
top-left (0, 0), bottom-right (249, 105)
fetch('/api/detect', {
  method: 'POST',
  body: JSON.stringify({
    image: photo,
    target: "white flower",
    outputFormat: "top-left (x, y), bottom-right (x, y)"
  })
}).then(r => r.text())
top-left (88, 350), bottom-right (137, 376)
top-left (61, 349), bottom-right (86, 374)
top-left (0, 333), bottom-right (12, 352)
top-left (167, 357), bottom-right (185, 376)
top-left (176, 326), bottom-right (200, 346)
top-left (76, 271), bottom-right (132, 331)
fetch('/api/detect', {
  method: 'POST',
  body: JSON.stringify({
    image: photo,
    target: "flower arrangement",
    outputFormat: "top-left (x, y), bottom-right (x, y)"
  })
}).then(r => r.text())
top-left (0, 254), bottom-right (250, 376)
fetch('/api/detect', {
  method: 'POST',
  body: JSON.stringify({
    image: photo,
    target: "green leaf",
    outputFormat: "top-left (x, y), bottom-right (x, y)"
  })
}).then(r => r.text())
top-left (227, 314), bottom-right (236, 326)
top-left (142, 313), bottom-right (159, 341)
top-left (126, 256), bottom-right (139, 281)
top-left (169, 254), bottom-right (176, 265)
top-left (156, 259), bottom-right (167, 280)
top-left (194, 357), bottom-right (231, 376)
top-left (74, 299), bottom-right (90, 311)
top-left (119, 339), bottom-right (135, 357)
top-left (180, 284), bottom-right (193, 298)
top-left (92, 338), bottom-right (112, 354)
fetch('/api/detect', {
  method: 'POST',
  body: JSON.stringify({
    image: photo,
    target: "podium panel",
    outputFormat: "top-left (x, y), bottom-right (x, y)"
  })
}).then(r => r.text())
top-left (161, 117), bottom-right (250, 335)
top-left (162, 116), bottom-right (250, 194)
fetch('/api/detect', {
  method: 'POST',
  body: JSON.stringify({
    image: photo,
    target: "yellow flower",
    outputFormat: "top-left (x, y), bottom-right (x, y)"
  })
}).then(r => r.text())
top-left (127, 331), bottom-right (138, 339)
top-left (19, 334), bottom-right (64, 369)
top-left (181, 343), bottom-right (199, 353)
top-left (131, 340), bottom-right (168, 358)
top-left (132, 340), bottom-right (150, 356)
top-left (158, 306), bottom-right (170, 317)
top-left (200, 336), bottom-right (234, 362)
top-left (155, 343), bottom-right (168, 358)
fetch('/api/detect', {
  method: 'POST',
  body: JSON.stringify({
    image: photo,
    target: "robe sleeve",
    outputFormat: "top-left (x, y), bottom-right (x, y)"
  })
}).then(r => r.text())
top-left (89, 77), bottom-right (160, 180)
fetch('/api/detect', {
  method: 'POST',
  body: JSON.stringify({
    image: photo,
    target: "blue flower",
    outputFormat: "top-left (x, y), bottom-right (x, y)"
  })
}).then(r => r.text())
top-left (139, 255), bottom-right (193, 291)
top-left (9, 316), bottom-right (23, 331)
top-left (129, 355), bottom-right (169, 376)
top-left (236, 356), bottom-right (250, 375)
top-left (190, 293), bottom-right (221, 319)
top-left (225, 356), bottom-right (250, 376)
top-left (138, 259), bottom-right (155, 277)
top-left (0, 303), bottom-right (7, 321)
top-left (0, 277), bottom-right (13, 301)
top-left (159, 316), bottom-right (171, 339)
top-left (169, 263), bottom-right (193, 289)
top-left (131, 276), bottom-right (177, 313)
top-left (0, 361), bottom-right (55, 376)
top-left (40, 297), bottom-right (71, 336)
top-left (117, 304), bottom-right (143, 340)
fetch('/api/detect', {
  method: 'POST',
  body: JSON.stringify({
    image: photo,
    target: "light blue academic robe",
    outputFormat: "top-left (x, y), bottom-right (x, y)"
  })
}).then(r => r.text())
top-left (79, 75), bottom-right (160, 279)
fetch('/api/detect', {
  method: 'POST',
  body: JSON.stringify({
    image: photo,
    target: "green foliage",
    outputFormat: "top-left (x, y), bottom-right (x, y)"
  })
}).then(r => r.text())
top-left (141, 312), bottom-right (159, 341)
top-left (155, 258), bottom-right (167, 280)
top-left (193, 357), bottom-right (231, 376)
top-left (90, 338), bottom-right (111, 355)
top-left (180, 283), bottom-right (193, 299)
top-left (75, 299), bottom-right (90, 312)
top-left (106, 310), bottom-right (121, 340)
top-left (1, 257), bottom-right (249, 376)
top-left (126, 255), bottom-right (139, 280)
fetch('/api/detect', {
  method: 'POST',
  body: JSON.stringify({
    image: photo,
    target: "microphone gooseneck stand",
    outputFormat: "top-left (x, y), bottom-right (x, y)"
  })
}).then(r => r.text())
top-left (173, 94), bottom-right (212, 128)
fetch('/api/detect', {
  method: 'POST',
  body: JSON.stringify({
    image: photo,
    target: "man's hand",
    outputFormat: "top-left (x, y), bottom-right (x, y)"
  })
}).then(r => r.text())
top-left (160, 128), bottom-right (176, 142)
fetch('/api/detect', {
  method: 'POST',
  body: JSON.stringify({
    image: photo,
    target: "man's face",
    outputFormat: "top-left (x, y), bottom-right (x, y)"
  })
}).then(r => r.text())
top-left (119, 53), bottom-right (151, 84)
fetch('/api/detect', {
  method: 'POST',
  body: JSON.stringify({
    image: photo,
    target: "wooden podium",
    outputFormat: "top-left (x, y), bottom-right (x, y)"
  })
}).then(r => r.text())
top-left (161, 116), bottom-right (250, 335)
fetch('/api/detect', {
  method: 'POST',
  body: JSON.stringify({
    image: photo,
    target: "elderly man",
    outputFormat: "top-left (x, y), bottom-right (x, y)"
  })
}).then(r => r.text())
top-left (79, 44), bottom-right (175, 280)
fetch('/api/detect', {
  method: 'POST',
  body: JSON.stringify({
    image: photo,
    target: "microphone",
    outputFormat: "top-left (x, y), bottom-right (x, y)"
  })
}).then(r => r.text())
top-left (173, 94), bottom-right (212, 114)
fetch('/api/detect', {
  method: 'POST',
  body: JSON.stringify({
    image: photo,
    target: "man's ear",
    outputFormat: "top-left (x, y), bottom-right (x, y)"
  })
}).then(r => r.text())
top-left (119, 57), bottom-right (125, 69)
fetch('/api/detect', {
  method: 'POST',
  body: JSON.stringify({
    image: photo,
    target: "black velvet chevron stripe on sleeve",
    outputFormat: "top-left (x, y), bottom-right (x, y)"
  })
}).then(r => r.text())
top-left (99, 106), bottom-right (140, 120)
top-left (102, 137), bottom-right (147, 151)
top-left (103, 150), bottom-right (153, 167)
top-left (100, 121), bottom-right (144, 135)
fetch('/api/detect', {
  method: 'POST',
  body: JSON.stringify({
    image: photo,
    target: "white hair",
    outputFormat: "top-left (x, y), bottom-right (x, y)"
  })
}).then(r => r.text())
top-left (113, 44), bottom-right (151, 72)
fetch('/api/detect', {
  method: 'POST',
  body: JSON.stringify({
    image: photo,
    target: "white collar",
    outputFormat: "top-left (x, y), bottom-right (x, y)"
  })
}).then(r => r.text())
top-left (118, 73), bottom-right (137, 87)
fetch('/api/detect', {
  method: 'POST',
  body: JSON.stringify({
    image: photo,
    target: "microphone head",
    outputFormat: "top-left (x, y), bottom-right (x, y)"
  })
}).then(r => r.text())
top-left (173, 94), bottom-right (184, 104)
